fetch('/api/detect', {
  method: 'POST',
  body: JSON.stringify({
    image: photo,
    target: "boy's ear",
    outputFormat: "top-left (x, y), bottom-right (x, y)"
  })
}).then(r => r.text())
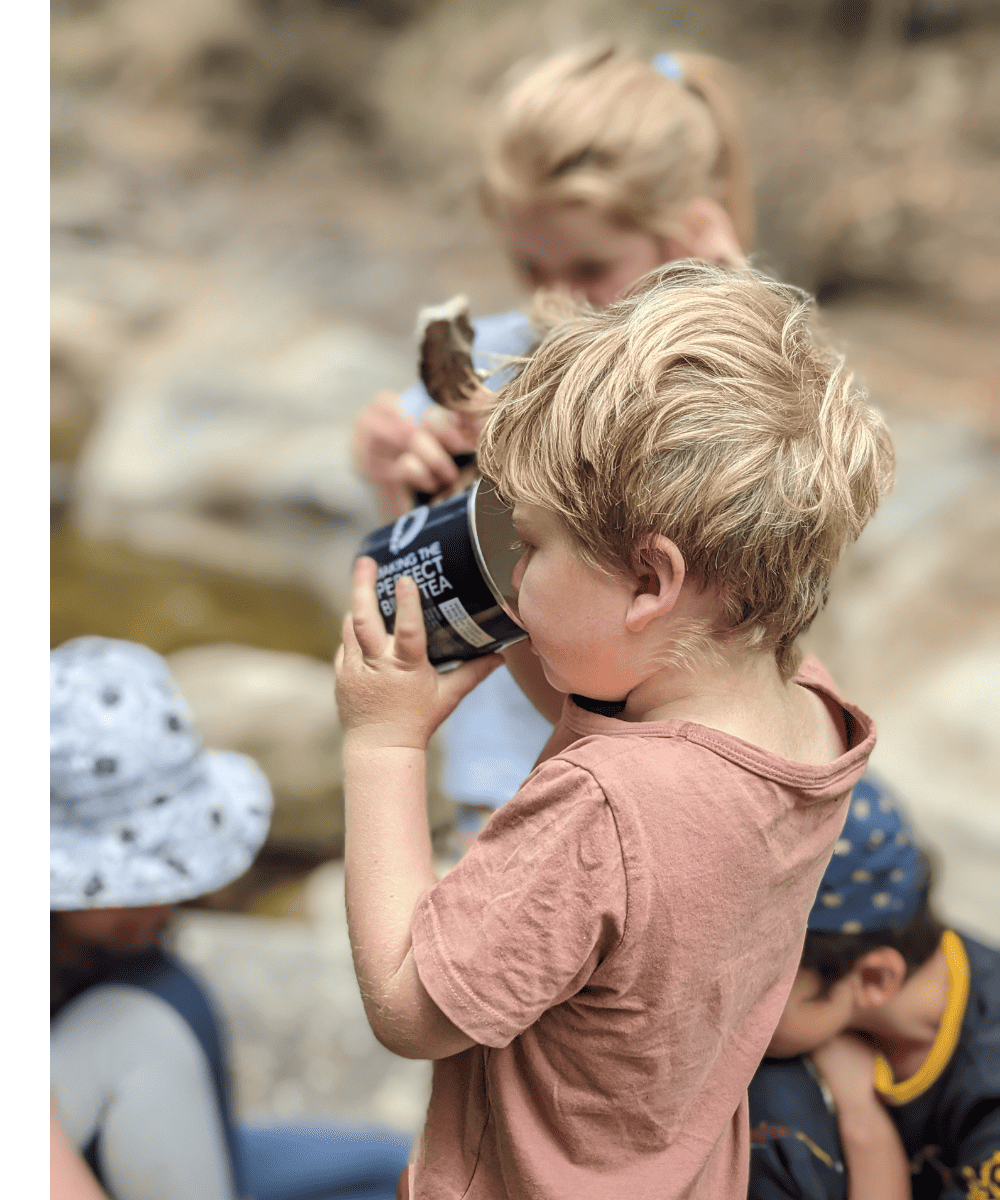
top-left (625, 536), bottom-right (685, 633)
top-left (849, 947), bottom-right (908, 1012)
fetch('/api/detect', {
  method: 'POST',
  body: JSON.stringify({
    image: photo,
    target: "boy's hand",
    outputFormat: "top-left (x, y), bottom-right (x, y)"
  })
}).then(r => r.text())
top-left (810, 1033), bottom-right (882, 1111)
top-left (335, 556), bottom-right (503, 750)
top-left (352, 393), bottom-right (418, 483)
top-left (811, 1034), bottom-right (912, 1200)
top-left (392, 405), bottom-right (482, 498)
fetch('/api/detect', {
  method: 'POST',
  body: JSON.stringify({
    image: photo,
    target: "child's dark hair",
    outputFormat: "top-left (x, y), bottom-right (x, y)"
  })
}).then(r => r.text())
top-left (801, 851), bottom-right (945, 996)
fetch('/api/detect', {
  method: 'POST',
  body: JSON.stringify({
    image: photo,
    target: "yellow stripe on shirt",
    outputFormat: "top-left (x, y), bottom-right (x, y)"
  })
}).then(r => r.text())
top-left (873, 930), bottom-right (969, 1105)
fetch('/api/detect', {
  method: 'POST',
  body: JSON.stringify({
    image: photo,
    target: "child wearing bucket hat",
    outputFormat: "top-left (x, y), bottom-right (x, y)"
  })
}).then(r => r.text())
top-left (335, 262), bottom-right (894, 1199)
top-left (50, 636), bottom-right (412, 1200)
top-left (748, 776), bottom-right (1000, 1200)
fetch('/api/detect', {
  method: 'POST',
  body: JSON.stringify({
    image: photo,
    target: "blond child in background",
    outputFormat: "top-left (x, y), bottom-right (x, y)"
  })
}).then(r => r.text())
top-left (335, 262), bottom-right (893, 1199)
top-left (351, 43), bottom-right (756, 845)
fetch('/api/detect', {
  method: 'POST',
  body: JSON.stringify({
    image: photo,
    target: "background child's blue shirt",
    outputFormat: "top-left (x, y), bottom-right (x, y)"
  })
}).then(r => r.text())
top-left (748, 932), bottom-right (1000, 1200)
top-left (400, 310), bottom-right (553, 810)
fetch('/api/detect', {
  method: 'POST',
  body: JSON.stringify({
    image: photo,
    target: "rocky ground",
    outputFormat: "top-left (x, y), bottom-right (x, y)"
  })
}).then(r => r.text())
top-left (52, 0), bottom-right (999, 1136)
top-left (169, 862), bottom-right (433, 1134)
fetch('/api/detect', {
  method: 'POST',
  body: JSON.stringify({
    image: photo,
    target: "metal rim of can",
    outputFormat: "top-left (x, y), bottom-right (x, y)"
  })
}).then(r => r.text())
top-left (466, 477), bottom-right (525, 631)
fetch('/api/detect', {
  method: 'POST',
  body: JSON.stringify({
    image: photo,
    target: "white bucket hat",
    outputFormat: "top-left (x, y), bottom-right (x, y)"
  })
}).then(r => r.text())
top-left (51, 637), bottom-right (273, 910)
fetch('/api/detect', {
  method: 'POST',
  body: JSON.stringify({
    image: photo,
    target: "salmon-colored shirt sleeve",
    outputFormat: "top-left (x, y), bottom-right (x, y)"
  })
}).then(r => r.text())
top-left (411, 757), bottom-right (628, 1049)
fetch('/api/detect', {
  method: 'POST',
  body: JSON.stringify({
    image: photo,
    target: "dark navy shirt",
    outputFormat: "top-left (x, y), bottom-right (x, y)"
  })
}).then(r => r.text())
top-left (748, 932), bottom-right (1000, 1199)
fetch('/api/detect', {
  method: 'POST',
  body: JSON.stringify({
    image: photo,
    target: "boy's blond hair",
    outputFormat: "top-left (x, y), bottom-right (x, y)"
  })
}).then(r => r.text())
top-left (476, 262), bottom-right (894, 679)
top-left (480, 43), bottom-right (754, 257)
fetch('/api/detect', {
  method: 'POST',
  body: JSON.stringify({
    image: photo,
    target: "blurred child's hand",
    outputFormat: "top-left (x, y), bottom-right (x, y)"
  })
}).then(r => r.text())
top-left (352, 393), bottom-right (418, 483)
top-left (810, 1033), bottom-right (882, 1112)
top-left (811, 1033), bottom-right (911, 1198)
top-left (391, 405), bottom-right (482, 498)
top-left (335, 557), bottom-right (503, 750)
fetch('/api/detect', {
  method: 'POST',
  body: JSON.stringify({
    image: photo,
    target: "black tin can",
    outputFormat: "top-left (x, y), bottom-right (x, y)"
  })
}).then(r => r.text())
top-left (357, 477), bottom-right (527, 671)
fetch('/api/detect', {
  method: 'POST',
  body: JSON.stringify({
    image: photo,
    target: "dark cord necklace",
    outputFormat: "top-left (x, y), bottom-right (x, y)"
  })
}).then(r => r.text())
top-left (570, 694), bottom-right (628, 718)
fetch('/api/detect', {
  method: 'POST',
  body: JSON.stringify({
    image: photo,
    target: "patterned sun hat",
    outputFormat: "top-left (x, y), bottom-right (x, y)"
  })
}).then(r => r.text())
top-left (51, 637), bottom-right (272, 910)
top-left (809, 772), bottom-right (923, 934)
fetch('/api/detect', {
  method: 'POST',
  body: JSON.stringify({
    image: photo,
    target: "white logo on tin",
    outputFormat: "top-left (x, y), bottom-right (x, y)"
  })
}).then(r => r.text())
top-left (389, 507), bottom-right (429, 554)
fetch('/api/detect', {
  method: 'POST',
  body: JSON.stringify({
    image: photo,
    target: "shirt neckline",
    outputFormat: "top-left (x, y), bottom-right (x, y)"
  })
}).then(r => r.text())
top-left (560, 657), bottom-right (874, 790)
top-left (873, 930), bottom-right (970, 1105)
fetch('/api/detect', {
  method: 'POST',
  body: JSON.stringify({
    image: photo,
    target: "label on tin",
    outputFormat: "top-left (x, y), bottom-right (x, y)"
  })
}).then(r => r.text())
top-left (359, 485), bottom-right (525, 667)
top-left (375, 540), bottom-right (454, 616)
top-left (389, 507), bottom-right (429, 554)
top-left (438, 597), bottom-right (496, 648)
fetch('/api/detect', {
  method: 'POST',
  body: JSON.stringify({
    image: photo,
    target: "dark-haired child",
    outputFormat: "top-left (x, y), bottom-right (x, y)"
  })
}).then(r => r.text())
top-left (748, 775), bottom-right (1000, 1200)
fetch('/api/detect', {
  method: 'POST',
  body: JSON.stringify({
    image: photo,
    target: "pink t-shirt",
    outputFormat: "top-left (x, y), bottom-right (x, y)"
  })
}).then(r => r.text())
top-left (410, 656), bottom-right (875, 1199)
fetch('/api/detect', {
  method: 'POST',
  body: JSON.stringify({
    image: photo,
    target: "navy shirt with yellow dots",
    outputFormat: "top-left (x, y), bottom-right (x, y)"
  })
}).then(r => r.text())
top-left (747, 774), bottom-right (1000, 1200)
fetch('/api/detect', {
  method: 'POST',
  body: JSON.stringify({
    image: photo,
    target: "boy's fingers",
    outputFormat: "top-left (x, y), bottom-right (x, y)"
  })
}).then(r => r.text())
top-left (393, 451), bottom-right (441, 495)
top-left (409, 430), bottom-right (460, 484)
top-left (423, 406), bottom-right (478, 455)
top-left (339, 610), bottom-right (358, 655)
top-left (350, 558), bottom-right (389, 659)
top-left (392, 575), bottom-right (428, 666)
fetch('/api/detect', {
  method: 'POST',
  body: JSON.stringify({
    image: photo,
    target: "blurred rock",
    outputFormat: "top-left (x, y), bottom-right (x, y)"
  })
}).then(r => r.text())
top-left (50, 0), bottom-right (399, 174)
top-left (168, 642), bottom-right (455, 851)
top-left (801, 300), bottom-right (1000, 945)
top-left (168, 643), bottom-right (344, 850)
top-left (50, 293), bottom-right (124, 463)
top-left (744, 38), bottom-right (1000, 308)
top-left (74, 302), bottom-right (412, 616)
top-left (170, 860), bottom-right (432, 1130)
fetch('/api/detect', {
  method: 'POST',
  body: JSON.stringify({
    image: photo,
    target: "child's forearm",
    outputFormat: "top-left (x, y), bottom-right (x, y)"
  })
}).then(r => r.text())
top-left (336, 561), bottom-right (493, 1060)
top-left (837, 1101), bottom-right (911, 1200)
top-left (342, 735), bottom-right (474, 1060)
top-left (343, 738), bottom-right (436, 992)
top-left (501, 638), bottom-right (564, 725)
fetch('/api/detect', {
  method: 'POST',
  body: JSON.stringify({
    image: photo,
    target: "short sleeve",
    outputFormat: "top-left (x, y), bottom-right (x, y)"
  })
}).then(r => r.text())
top-left (412, 757), bottom-right (627, 1048)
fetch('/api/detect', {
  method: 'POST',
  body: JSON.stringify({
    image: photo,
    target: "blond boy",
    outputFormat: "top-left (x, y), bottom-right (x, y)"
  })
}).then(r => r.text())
top-left (334, 262), bottom-right (893, 1199)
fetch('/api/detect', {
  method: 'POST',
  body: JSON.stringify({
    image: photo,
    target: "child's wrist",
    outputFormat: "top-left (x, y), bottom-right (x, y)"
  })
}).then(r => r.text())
top-left (342, 727), bottom-right (429, 755)
top-left (834, 1094), bottom-right (894, 1146)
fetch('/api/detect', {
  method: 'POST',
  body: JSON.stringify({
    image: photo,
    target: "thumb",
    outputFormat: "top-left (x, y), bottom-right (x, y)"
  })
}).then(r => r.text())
top-left (439, 653), bottom-right (504, 710)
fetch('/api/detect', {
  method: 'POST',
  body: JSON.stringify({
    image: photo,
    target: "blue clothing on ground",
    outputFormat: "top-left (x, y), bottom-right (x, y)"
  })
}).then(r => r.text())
top-left (237, 1125), bottom-right (410, 1200)
top-left (401, 310), bottom-right (554, 810)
